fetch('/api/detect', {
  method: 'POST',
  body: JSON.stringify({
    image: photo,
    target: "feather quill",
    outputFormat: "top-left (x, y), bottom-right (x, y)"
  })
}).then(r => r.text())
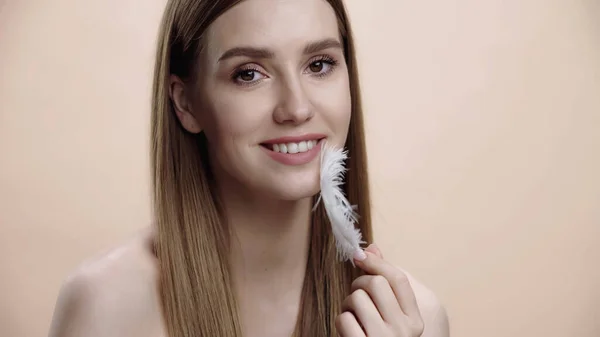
top-left (314, 142), bottom-right (364, 262)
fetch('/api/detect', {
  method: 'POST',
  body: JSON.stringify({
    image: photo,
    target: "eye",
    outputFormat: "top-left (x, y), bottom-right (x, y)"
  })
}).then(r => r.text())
top-left (309, 61), bottom-right (326, 73)
top-left (305, 56), bottom-right (338, 77)
top-left (238, 70), bottom-right (258, 82)
top-left (232, 66), bottom-right (267, 85)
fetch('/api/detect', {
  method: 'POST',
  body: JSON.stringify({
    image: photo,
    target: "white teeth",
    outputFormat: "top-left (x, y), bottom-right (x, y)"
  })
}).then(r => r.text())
top-left (280, 144), bottom-right (288, 154)
top-left (298, 141), bottom-right (308, 152)
top-left (288, 143), bottom-right (299, 154)
top-left (270, 140), bottom-right (319, 154)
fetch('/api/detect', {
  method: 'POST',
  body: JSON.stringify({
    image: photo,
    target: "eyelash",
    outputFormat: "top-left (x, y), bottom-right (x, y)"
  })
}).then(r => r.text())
top-left (230, 55), bottom-right (340, 87)
top-left (231, 65), bottom-right (262, 86)
top-left (309, 55), bottom-right (339, 78)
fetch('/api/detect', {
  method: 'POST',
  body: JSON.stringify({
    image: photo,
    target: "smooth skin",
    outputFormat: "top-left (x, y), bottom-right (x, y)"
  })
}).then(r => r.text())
top-left (48, 0), bottom-right (450, 336)
top-left (343, 245), bottom-right (434, 337)
top-left (48, 227), bottom-right (449, 337)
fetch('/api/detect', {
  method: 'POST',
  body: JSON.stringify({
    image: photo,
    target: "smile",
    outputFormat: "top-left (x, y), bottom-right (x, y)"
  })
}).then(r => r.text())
top-left (264, 140), bottom-right (319, 154)
top-left (260, 134), bottom-right (326, 166)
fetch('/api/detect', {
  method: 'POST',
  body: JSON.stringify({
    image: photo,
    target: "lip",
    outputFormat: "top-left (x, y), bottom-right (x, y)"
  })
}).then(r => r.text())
top-left (261, 133), bottom-right (327, 145)
top-left (260, 137), bottom-right (326, 166)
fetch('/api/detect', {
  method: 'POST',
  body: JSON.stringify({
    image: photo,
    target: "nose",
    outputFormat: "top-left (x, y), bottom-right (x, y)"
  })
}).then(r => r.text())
top-left (272, 78), bottom-right (314, 125)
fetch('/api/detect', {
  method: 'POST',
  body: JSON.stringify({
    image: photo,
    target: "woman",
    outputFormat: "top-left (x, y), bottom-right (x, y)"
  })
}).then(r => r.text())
top-left (48, 0), bottom-right (449, 336)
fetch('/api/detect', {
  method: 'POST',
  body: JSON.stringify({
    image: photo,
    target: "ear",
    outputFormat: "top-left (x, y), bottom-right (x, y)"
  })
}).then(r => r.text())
top-left (169, 75), bottom-right (202, 134)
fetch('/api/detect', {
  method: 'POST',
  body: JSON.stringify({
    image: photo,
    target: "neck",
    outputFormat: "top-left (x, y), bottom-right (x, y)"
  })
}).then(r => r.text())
top-left (213, 176), bottom-right (313, 301)
top-left (227, 196), bottom-right (312, 286)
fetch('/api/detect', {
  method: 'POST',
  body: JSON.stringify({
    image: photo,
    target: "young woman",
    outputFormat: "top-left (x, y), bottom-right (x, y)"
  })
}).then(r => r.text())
top-left (48, 0), bottom-right (450, 336)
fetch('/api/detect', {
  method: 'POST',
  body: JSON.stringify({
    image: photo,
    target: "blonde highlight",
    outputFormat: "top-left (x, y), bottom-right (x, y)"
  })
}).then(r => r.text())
top-left (150, 1), bottom-right (372, 336)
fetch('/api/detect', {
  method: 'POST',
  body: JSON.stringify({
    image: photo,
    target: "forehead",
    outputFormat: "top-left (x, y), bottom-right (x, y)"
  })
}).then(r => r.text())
top-left (204, 0), bottom-right (341, 59)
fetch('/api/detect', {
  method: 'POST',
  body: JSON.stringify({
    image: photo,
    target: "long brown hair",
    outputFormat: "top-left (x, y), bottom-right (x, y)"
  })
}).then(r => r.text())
top-left (150, 1), bottom-right (372, 336)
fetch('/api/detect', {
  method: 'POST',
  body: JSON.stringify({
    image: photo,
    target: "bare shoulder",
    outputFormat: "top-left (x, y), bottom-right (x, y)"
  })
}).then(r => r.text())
top-left (400, 267), bottom-right (450, 337)
top-left (48, 226), bottom-right (165, 337)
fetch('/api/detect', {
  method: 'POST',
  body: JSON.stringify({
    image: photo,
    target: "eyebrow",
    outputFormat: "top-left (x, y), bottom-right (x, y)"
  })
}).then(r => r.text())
top-left (217, 38), bottom-right (342, 62)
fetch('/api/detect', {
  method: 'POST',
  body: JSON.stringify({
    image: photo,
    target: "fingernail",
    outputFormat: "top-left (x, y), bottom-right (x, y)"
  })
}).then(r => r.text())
top-left (354, 249), bottom-right (367, 261)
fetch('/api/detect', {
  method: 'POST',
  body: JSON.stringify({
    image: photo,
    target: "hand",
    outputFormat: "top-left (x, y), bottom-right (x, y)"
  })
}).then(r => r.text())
top-left (336, 244), bottom-right (424, 337)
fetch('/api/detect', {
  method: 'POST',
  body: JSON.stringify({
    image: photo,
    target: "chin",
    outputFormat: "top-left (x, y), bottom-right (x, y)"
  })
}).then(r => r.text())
top-left (257, 170), bottom-right (321, 202)
top-left (275, 184), bottom-right (320, 201)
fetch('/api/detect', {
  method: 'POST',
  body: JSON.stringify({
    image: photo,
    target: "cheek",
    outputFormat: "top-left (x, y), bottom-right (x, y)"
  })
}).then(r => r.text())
top-left (312, 78), bottom-right (352, 144)
top-left (200, 93), bottom-right (271, 145)
top-left (200, 97), bottom-right (267, 178)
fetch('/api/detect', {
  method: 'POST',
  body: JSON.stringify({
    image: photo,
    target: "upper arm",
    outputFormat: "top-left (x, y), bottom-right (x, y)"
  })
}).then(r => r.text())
top-left (48, 271), bottom-right (110, 337)
top-left (47, 231), bottom-right (163, 337)
top-left (48, 268), bottom-right (152, 337)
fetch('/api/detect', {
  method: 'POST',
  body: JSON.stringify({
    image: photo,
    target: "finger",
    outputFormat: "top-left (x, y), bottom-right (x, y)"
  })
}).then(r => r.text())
top-left (372, 244), bottom-right (383, 259)
top-left (354, 251), bottom-right (421, 319)
top-left (336, 312), bottom-right (366, 337)
top-left (342, 289), bottom-right (385, 334)
top-left (364, 244), bottom-right (383, 259)
top-left (351, 275), bottom-right (405, 324)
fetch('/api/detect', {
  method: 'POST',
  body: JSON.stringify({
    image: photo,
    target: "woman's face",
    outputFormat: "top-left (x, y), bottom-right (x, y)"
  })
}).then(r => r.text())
top-left (175, 0), bottom-right (351, 200)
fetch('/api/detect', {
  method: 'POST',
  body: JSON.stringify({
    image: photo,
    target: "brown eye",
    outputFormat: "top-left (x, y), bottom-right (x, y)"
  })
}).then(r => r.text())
top-left (232, 66), bottom-right (266, 86)
top-left (309, 61), bottom-right (324, 73)
top-left (239, 70), bottom-right (256, 81)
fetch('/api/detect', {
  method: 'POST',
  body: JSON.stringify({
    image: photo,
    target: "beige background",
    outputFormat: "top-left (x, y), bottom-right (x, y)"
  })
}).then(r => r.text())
top-left (1, 0), bottom-right (599, 336)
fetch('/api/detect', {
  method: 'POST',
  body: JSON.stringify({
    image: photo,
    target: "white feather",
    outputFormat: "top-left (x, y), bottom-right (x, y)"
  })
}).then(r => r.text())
top-left (314, 142), bottom-right (364, 262)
